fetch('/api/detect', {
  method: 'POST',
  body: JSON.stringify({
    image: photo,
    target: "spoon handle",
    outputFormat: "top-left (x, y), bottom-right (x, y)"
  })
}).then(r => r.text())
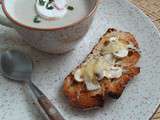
top-left (29, 82), bottom-right (65, 120)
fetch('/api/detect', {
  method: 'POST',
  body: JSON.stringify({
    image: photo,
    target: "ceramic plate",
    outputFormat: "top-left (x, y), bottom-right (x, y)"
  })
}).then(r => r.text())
top-left (0, 0), bottom-right (160, 120)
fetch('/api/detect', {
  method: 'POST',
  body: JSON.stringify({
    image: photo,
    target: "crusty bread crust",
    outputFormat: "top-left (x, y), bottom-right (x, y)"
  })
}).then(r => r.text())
top-left (63, 28), bottom-right (141, 109)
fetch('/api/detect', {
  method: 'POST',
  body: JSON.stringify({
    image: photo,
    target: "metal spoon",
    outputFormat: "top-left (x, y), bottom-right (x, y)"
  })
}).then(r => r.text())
top-left (0, 50), bottom-right (65, 120)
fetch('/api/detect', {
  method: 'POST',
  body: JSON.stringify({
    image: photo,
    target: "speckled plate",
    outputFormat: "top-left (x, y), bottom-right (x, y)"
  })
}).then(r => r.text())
top-left (0, 0), bottom-right (160, 120)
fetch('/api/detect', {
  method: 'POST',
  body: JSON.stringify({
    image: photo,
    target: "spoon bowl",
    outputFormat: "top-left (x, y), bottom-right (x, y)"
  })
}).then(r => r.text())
top-left (0, 50), bottom-right (32, 81)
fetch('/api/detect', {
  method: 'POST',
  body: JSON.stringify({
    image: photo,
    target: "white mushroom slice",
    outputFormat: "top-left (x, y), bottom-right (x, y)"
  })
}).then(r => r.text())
top-left (84, 80), bottom-right (101, 91)
top-left (74, 69), bottom-right (84, 82)
top-left (113, 48), bottom-right (129, 58)
top-left (109, 37), bottom-right (119, 43)
top-left (127, 44), bottom-right (140, 52)
top-left (104, 66), bottom-right (122, 79)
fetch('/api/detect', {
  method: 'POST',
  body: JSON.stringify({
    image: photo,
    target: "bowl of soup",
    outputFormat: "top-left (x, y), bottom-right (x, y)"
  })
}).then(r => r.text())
top-left (0, 0), bottom-right (99, 54)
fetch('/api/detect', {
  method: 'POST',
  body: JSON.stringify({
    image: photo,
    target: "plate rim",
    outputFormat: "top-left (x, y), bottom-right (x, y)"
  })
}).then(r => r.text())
top-left (0, 0), bottom-right (160, 120)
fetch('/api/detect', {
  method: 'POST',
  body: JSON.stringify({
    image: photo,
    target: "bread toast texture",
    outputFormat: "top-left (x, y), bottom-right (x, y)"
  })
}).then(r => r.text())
top-left (63, 28), bottom-right (140, 109)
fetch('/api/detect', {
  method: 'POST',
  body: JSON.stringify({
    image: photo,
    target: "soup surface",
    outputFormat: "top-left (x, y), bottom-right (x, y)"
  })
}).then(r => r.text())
top-left (4, 0), bottom-right (92, 29)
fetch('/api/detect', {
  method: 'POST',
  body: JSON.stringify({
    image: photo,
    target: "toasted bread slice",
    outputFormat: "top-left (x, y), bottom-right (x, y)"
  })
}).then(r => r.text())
top-left (63, 28), bottom-right (140, 109)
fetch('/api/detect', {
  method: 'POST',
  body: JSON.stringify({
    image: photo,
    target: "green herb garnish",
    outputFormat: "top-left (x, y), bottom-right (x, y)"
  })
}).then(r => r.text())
top-left (39, 0), bottom-right (45, 6)
top-left (46, 0), bottom-right (54, 10)
top-left (33, 16), bottom-right (41, 23)
top-left (46, 3), bottom-right (54, 9)
top-left (67, 6), bottom-right (74, 11)
top-left (49, 0), bottom-right (54, 2)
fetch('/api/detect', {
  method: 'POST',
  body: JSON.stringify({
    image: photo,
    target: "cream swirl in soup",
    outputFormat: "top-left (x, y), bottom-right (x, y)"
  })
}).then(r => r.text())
top-left (35, 0), bottom-right (67, 20)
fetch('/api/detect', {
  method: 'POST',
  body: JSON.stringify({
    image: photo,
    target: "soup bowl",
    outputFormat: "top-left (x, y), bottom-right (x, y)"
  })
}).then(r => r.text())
top-left (0, 0), bottom-right (98, 54)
